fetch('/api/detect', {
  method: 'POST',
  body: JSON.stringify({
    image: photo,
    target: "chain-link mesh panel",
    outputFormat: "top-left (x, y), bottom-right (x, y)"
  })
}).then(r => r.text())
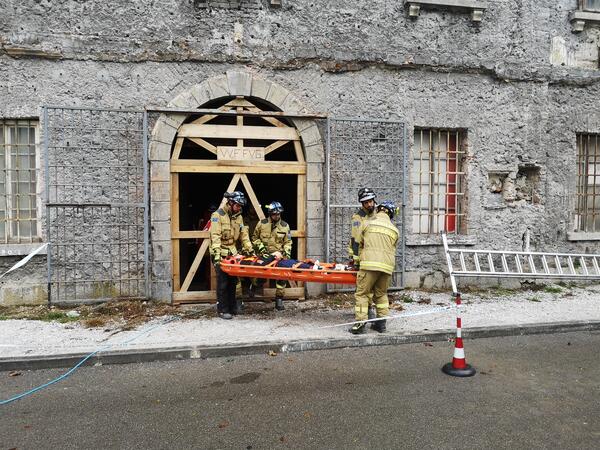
top-left (326, 118), bottom-right (406, 292)
top-left (44, 107), bottom-right (148, 303)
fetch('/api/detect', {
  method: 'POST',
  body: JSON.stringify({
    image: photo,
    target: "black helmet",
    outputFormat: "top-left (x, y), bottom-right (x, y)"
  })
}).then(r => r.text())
top-left (265, 201), bottom-right (284, 214)
top-left (225, 191), bottom-right (247, 207)
top-left (378, 200), bottom-right (398, 219)
top-left (358, 187), bottom-right (376, 203)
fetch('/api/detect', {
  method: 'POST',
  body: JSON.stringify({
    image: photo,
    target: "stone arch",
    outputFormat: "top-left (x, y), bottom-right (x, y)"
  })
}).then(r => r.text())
top-left (149, 71), bottom-right (325, 302)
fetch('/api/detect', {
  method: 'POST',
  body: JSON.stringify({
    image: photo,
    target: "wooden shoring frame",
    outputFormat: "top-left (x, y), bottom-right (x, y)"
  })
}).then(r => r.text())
top-left (170, 96), bottom-right (308, 303)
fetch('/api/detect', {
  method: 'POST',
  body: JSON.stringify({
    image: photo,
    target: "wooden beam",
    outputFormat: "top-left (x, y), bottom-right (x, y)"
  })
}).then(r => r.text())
top-left (170, 160), bottom-right (307, 174)
top-left (180, 239), bottom-right (209, 292)
top-left (178, 124), bottom-right (300, 141)
top-left (187, 137), bottom-right (217, 154)
top-left (172, 287), bottom-right (305, 303)
top-left (171, 173), bottom-right (180, 291)
top-left (264, 140), bottom-right (289, 155)
top-left (240, 174), bottom-right (266, 220)
top-left (171, 137), bottom-right (184, 161)
top-left (172, 230), bottom-right (210, 239)
top-left (293, 140), bottom-right (305, 163)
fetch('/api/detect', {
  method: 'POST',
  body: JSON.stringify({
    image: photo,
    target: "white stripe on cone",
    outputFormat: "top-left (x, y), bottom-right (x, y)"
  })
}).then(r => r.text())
top-left (453, 347), bottom-right (465, 359)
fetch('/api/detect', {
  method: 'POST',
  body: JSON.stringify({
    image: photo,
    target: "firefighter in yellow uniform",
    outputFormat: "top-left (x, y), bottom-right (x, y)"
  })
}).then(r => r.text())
top-left (349, 188), bottom-right (377, 319)
top-left (210, 191), bottom-right (254, 320)
top-left (252, 201), bottom-right (292, 311)
top-left (351, 200), bottom-right (399, 334)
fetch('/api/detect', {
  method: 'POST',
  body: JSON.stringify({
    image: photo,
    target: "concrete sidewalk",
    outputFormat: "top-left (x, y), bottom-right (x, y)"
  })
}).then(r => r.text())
top-left (1, 286), bottom-right (600, 371)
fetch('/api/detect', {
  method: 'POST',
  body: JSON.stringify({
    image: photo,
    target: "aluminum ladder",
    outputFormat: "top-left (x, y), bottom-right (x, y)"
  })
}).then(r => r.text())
top-left (442, 233), bottom-right (600, 293)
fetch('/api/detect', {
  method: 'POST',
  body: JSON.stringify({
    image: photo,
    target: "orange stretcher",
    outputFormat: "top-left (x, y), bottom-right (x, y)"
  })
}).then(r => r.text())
top-left (220, 256), bottom-right (358, 285)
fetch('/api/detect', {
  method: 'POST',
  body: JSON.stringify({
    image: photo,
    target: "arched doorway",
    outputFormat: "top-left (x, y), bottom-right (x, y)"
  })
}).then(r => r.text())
top-left (170, 96), bottom-right (307, 303)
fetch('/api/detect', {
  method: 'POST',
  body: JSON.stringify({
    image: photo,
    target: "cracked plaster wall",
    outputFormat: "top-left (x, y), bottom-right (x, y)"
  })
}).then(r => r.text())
top-left (1, 0), bottom-right (600, 301)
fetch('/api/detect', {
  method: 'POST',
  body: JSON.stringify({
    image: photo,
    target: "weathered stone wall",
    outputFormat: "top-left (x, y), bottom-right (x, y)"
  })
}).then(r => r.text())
top-left (1, 0), bottom-right (600, 302)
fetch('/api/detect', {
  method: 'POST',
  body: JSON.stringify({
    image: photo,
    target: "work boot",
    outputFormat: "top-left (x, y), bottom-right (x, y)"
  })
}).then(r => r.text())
top-left (247, 284), bottom-right (255, 299)
top-left (350, 322), bottom-right (367, 335)
top-left (372, 319), bottom-right (387, 333)
top-left (275, 298), bottom-right (285, 311)
top-left (232, 300), bottom-right (243, 315)
top-left (219, 312), bottom-right (233, 320)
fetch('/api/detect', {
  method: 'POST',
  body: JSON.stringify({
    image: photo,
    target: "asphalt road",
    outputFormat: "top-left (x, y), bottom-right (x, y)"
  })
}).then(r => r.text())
top-left (1, 331), bottom-right (599, 449)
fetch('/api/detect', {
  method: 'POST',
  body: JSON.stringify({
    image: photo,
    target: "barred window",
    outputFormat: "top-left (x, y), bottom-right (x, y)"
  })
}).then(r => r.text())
top-left (583, 0), bottom-right (600, 12)
top-left (412, 129), bottom-right (466, 234)
top-left (0, 119), bottom-right (40, 243)
top-left (575, 134), bottom-right (600, 232)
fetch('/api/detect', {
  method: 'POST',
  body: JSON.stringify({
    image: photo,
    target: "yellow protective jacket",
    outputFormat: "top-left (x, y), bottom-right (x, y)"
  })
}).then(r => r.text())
top-left (252, 217), bottom-right (292, 257)
top-left (209, 203), bottom-right (253, 260)
top-left (356, 211), bottom-right (399, 275)
top-left (348, 207), bottom-right (375, 261)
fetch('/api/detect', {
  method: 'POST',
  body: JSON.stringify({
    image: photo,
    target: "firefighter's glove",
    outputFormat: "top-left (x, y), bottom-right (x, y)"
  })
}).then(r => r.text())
top-left (212, 254), bottom-right (221, 268)
top-left (271, 251), bottom-right (283, 260)
top-left (242, 248), bottom-right (255, 257)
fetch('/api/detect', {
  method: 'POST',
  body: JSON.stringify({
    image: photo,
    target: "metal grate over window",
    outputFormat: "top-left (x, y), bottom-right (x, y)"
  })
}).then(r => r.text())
top-left (412, 128), bottom-right (466, 234)
top-left (583, 0), bottom-right (600, 12)
top-left (575, 134), bottom-right (600, 232)
top-left (0, 119), bottom-right (40, 244)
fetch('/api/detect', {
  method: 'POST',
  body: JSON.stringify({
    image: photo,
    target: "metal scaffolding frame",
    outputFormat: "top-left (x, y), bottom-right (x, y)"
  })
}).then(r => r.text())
top-left (325, 117), bottom-right (407, 292)
top-left (43, 106), bottom-right (149, 303)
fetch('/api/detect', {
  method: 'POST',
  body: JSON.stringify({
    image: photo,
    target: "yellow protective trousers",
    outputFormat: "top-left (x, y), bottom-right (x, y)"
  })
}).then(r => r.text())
top-left (354, 269), bottom-right (391, 321)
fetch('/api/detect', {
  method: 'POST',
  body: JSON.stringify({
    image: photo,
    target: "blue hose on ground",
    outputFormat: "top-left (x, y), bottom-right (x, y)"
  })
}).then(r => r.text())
top-left (1, 309), bottom-right (207, 406)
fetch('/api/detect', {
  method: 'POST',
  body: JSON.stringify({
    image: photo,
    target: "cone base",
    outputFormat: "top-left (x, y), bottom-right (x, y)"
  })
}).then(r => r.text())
top-left (441, 362), bottom-right (476, 377)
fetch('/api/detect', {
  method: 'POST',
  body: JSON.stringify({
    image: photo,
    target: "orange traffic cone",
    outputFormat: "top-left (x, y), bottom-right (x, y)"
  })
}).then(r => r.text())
top-left (442, 293), bottom-right (476, 377)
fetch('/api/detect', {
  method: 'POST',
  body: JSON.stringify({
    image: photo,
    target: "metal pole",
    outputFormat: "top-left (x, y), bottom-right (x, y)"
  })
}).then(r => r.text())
top-left (401, 122), bottom-right (407, 287)
top-left (142, 111), bottom-right (150, 299)
top-left (43, 106), bottom-right (52, 305)
top-left (325, 117), bottom-right (331, 293)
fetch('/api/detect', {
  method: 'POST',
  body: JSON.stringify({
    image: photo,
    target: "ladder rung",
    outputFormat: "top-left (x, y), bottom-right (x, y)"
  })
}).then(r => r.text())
top-left (501, 254), bottom-right (509, 273)
top-left (541, 255), bottom-right (550, 275)
top-left (581, 257), bottom-right (589, 276)
top-left (567, 256), bottom-right (575, 275)
top-left (474, 253), bottom-right (481, 272)
top-left (459, 251), bottom-right (466, 271)
top-left (487, 253), bottom-right (495, 273)
top-left (515, 254), bottom-right (523, 274)
top-left (555, 255), bottom-right (563, 275)
top-left (528, 255), bottom-right (536, 274)
top-left (593, 257), bottom-right (600, 275)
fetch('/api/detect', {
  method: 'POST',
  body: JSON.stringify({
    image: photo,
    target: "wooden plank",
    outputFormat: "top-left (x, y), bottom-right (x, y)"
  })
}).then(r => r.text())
top-left (264, 140), bottom-right (289, 155)
top-left (180, 239), bottom-right (209, 292)
top-left (246, 105), bottom-right (289, 128)
top-left (171, 173), bottom-right (180, 291)
top-left (240, 174), bottom-right (266, 220)
top-left (293, 140), bottom-right (305, 163)
top-left (172, 230), bottom-right (210, 239)
top-left (178, 124), bottom-right (300, 141)
top-left (173, 290), bottom-right (218, 303)
top-left (297, 174), bottom-right (306, 234)
top-left (173, 229), bottom-right (304, 239)
top-left (170, 160), bottom-right (306, 174)
top-left (191, 114), bottom-right (218, 125)
top-left (188, 137), bottom-right (217, 154)
top-left (172, 287), bottom-right (305, 303)
top-left (171, 137), bottom-right (184, 161)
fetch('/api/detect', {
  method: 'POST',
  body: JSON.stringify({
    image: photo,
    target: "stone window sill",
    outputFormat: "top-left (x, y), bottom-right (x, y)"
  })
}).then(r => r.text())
top-left (0, 242), bottom-right (47, 257)
top-left (406, 0), bottom-right (488, 22)
top-left (570, 11), bottom-right (600, 32)
top-left (406, 234), bottom-right (477, 247)
top-left (566, 231), bottom-right (600, 241)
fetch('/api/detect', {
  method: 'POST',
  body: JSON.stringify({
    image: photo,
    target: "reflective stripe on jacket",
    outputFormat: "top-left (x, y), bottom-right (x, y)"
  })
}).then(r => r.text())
top-left (357, 211), bottom-right (399, 275)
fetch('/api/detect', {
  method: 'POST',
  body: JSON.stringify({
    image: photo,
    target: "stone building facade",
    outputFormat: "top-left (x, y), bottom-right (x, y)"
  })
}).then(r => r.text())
top-left (1, 0), bottom-right (600, 304)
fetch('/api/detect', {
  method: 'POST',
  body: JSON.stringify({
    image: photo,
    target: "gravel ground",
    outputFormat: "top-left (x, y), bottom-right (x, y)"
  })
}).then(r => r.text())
top-left (1, 285), bottom-right (599, 358)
